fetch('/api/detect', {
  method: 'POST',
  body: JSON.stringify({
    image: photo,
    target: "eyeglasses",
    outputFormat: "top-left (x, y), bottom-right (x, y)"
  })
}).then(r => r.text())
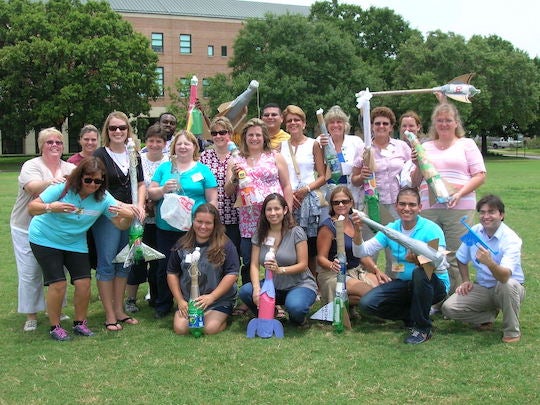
top-left (108, 125), bottom-right (128, 132)
top-left (210, 130), bottom-right (229, 136)
top-left (46, 140), bottom-right (63, 146)
top-left (286, 118), bottom-right (303, 123)
top-left (83, 177), bottom-right (104, 185)
top-left (331, 199), bottom-right (351, 206)
top-left (373, 122), bottom-right (391, 126)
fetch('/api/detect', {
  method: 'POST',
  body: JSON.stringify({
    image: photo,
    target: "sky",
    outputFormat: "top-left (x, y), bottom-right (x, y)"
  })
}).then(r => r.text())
top-left (250, 0), bottom-right (539, 58)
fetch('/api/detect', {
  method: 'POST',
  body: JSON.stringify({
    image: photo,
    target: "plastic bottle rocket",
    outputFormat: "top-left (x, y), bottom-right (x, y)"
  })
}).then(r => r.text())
top-left (227, 141), bottom-right (259, 206)
top-left (316, 108), bottom-right (342, 183)
top-left (187, 247), bottom-right (204, 337)
top-left (246, 241), bottom-right (284, 338)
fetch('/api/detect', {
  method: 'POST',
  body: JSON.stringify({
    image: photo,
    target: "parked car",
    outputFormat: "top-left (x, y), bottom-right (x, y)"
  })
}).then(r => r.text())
top-left (489, 137), bottom-right (523, 149)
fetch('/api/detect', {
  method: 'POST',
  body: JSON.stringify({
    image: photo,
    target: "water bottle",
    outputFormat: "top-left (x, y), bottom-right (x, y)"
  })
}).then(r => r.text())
top-left (316, 109), bottom-right (342, 183)
top-left (187, 247), bottom-right (204, 337)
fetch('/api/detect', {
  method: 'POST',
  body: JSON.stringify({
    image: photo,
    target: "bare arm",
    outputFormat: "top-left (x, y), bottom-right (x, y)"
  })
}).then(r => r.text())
top-left (448, 172), bottom-right (486, 208)
top-left (275, 153), bottom-right (293, 210)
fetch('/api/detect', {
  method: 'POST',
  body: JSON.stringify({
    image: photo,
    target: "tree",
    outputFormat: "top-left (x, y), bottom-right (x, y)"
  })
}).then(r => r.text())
top-left (0, 0), bottom-right (160, 149)
top-left (207, 13), bottom-right (384, 133)
top-left (309, 1), bottom-right (418, 83)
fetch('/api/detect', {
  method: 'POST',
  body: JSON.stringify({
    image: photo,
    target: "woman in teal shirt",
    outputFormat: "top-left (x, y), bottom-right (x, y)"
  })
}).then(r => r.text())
top-left (28, 157), bottom-right (134, 340)
top-left (148, 130), bottom-right (218, 318)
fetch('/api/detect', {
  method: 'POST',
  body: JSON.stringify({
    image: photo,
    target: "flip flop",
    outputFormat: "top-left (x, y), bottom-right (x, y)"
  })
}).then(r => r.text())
top-left (118, 316), bottom-right (139, 325)
top-left (104, 322), bottom-right (122, 331)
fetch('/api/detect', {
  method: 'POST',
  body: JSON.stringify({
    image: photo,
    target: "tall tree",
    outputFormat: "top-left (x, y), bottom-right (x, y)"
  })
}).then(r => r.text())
top-left (0, 0), bottom-right (160, 149)
top-left (207, 12), bottom-right (384, 133)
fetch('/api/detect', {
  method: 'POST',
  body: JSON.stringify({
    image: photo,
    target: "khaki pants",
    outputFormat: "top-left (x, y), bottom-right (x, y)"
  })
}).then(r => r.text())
top-left (442, 279), bottom-right (525, 338)
top-left (317, 266), bottom-right (375, 305)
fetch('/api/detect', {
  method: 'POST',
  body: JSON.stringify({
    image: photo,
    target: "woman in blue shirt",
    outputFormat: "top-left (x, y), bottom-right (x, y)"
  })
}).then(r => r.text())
top-left (28, 157), bottom-right (134, 341)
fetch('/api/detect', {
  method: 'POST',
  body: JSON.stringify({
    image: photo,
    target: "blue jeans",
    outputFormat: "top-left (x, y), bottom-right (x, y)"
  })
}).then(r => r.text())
top-left (92, 215), bottom-right (130, 281)
top-left (239, 281), bottom-right (317, 325)
top-left (359, 267), bottom-right (447, 332)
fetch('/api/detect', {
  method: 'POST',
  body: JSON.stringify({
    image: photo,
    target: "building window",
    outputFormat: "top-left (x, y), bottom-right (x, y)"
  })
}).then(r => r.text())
top-left (207, 45), bottom-right (214, 57)
top-left (179, 77), bottom-right (189, 98)
top-left (202, 78), bottom-right (210, 98)
top-left (156, 67), bottom-right (164, 96)
top-left (151, 33), bottom-right (163, 53)
top-left (180, 34), bottom-right (192, 54)
top-left (221, 46), bottom-right (227, 57)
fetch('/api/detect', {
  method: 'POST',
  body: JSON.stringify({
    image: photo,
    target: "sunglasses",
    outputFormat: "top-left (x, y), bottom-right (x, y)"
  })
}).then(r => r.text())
top-left (108, 125), bottom-right (128, 132)
top-left (46, 140), bottom-right (63, 146)
top-left (331, 199), bottom-right (351, 206)
top-left (210, 130), bottom-right (229, 136)
top-left (373, 122), bottom-right (391, 126)
top-left (83, 177), bottom-right (104, 185)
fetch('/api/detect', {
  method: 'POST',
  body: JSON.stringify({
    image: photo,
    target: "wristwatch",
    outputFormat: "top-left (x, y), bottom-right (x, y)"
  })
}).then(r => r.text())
top-left (45, 204), bottom-right (52, 213)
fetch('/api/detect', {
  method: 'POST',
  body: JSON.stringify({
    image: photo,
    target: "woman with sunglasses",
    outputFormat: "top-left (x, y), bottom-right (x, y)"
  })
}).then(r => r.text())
top-left (200, 117), bottom-right (240, 251)
top-left (351, 106), bottom-right (413, 276)
top-left (239, 194), bottom-right (317, 327)
top-left (10, 127), bottom-right (76, 332)
top-left (92, 111), bottom-right (146, 331)
top-left (27, 157), bottom-right (135, 340)
top-left (317, 186), bottom-right (390, 306)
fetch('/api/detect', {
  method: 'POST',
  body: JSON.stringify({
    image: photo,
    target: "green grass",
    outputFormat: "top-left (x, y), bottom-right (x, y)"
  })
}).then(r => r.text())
top-left (1, 158), bottom-right (539, 404)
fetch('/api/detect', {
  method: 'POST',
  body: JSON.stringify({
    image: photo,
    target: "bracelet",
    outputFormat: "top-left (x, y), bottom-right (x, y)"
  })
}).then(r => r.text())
top-left (45, 203), bottom-right (51, 213)
top-left (306, 185), bottom-right (311, 193)
top-left (280, 267), bottom-right (286, 274)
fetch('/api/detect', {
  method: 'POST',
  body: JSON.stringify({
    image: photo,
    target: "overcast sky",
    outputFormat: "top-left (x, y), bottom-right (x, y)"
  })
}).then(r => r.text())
top-left (249, 0), bottom-right (539, 58)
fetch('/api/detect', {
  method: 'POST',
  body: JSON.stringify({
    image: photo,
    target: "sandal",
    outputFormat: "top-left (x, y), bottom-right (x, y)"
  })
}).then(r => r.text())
top-left (118, 316), bottom-right (139, 325)
top-left (104, 322), bottom-right (122, 331)
top-left (232, 304), bottom-right (249, 316)
top-left (275, 305), bottom-right (287, 321)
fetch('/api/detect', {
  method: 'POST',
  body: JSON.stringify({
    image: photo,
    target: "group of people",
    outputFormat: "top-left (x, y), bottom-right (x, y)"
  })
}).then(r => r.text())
top-left (11, 100), bottom-right (525, 344)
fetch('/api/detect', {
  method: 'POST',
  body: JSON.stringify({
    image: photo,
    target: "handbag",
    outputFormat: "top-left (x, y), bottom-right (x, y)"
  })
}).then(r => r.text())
top-left (160, 193), bottom-right (194, 231)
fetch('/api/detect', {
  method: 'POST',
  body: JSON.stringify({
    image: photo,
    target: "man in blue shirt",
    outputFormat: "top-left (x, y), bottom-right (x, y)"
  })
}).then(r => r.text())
top-left (442, 195), bottom-right (524, 343)
top-left (353, 187), bottom-right (449, 344)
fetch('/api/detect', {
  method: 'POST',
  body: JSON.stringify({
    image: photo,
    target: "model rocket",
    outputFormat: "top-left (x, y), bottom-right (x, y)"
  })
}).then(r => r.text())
top-left (316, 108), bottom-right (342, 183)
top-left (356, 73), bottom-right (480, 104)
top-left (113, 138), bottom-right (165, 267)
top-left (247, 240), bottom-right (284, 338)
top-left (356, 90), bottom-right (380, 222)
top-left (403, 130), bottom-right (452, 204)
top-left (353, 210), bottom-right (449, 279)
top-left (218, 80), bottom-right (259, 131)
top-left (186, 75), bottom-right (204, 136)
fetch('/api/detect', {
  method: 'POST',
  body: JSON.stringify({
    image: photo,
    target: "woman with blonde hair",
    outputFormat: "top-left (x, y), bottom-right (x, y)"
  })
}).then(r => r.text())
top-left (92, 111), bottom-right (146, 331)
top-left (148, 129), bottom-right (218, 319)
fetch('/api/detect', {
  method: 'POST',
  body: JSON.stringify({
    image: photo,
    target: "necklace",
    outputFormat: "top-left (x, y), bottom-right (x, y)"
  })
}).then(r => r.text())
top-left (436, 139), bottom-right (456, 150)
top-left (107, 147), bottom-right (129, 171)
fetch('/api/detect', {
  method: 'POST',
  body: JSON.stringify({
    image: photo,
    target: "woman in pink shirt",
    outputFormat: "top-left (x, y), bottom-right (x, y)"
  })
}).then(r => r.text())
top-left (414, 102), bottom-right (486, 296)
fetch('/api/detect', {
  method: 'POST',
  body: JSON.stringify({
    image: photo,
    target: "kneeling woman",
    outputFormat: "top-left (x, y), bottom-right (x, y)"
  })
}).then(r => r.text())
top-left (317, 186), bottom-right (391, 305)
top-left (239, 194), bottom-right (318, 326)
top-left (28, 157), bottom-right (134, 340)
top-left (167, 204), bottom-right (239, 335)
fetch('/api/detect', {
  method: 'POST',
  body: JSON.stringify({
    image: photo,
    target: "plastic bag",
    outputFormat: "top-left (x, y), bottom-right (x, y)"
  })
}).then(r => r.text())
top-left (160, 193), bottom-right (194, 231)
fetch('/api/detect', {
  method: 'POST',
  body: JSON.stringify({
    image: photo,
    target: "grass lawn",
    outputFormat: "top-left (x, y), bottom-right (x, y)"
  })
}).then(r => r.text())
top-left (1, 157), bottom-right (539, 404)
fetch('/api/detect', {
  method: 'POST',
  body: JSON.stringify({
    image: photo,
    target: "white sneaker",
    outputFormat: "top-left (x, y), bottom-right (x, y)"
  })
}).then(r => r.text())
top-left (60, 313), bottom-right (70, 321)
top-left (23, 319), bottom-right (37, 332)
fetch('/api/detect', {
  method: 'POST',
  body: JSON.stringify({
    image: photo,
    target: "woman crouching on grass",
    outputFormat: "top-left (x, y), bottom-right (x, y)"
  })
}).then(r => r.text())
top-left (27, 157), bottom-right (135, 341)
top-left (167, 204), bottom-right (239, 335)
top-left (239, 193), bottom-right (318, 327)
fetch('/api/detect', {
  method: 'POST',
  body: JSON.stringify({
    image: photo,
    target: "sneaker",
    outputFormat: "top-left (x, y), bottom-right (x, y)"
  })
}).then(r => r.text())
top-left (60, 313), bottom-right (70, 321)
top-left (429, 306), bottom-right (441, 316)
top-left (50, 325), bottom-right (71, 341)
top-left (23, 319), bottom-right (38, 332)
top-left (405, 328), bottom-right (432, 344)
top-left (124, 298), bottom-right (139, 313)
top-left (73, 320), bottom-right (95, 337)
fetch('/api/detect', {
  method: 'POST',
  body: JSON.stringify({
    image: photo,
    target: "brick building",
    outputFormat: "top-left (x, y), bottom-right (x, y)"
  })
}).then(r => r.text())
top-left (108, 0), bottom-right (309, 117)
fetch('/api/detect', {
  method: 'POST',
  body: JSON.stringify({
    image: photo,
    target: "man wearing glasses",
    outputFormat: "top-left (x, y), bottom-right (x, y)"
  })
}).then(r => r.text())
top-left (442, 195), bottom-right (524, 343)
top-left (261, 103), bottom-right (290, 150)
top-left (352, 187), bottom-right (449, 344)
